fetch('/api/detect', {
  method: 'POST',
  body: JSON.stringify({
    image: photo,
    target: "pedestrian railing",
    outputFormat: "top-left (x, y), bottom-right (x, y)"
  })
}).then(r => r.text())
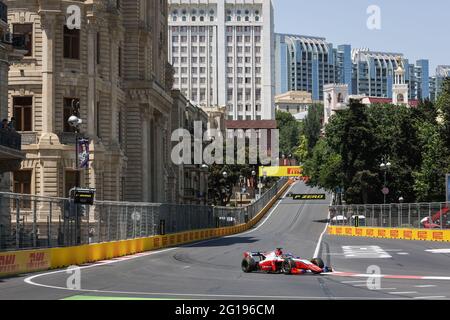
top-left (329, 202), bottom-right (450, 229)
top-left (0, 178), bottom-right (288, 251)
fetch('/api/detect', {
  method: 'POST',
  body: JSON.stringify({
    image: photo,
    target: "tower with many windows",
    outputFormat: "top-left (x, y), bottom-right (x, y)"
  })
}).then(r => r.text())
top-left (168, 0), bottom-right (275, 120)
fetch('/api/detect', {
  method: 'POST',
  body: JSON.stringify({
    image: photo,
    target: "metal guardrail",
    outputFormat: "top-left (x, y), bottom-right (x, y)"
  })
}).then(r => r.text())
top-left (0, 129), bottom-right (21, 151)
top-left (329, 202), bottom-right (450, 230)
top-left (0, 178), bottom-right (288, 251)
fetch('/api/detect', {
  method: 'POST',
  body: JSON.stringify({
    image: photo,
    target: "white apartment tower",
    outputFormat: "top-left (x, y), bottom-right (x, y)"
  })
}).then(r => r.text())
top-left (168, 0), bottom-right (275, 120)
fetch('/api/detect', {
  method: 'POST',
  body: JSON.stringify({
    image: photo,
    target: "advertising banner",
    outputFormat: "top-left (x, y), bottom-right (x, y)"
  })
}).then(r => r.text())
top-left (259, 166), bottom-right (303, 177)
top-left (0, 249), bottom-right (50, 277)
top-left (78, 138), bottom-right (90, 169)
top-left (292, 194), bottom-right (326, 200)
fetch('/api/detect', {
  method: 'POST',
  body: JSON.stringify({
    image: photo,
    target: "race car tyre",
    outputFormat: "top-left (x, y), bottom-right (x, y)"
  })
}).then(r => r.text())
top-left (282, 259), bottom-right (296, 275)
top-left (241, 257), bottom-right (257, 273)
top-left (310, 258), bottom-right (325, 269)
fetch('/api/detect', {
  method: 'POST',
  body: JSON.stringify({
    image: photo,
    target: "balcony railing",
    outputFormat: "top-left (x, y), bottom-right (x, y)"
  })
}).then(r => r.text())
top-left (2, 32), bottom-right (27, 51)
top-left (57, 132), bottom-right (77, 145)
top-left (20, 132), bottom-right (38, 145)
top-left (0, 129), bottom-right (21, 151)
top-left (0, 1), bottom-right (7, 24)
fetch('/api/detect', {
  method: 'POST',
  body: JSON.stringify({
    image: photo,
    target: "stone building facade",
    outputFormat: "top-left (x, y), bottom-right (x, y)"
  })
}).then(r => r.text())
top-left (6, 0), bottom-right (175, 204)
top-left (171, 90), bottom-right (209, 205)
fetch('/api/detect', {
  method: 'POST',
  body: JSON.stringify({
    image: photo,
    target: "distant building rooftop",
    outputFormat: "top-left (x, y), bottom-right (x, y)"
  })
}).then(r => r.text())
top-left (225, 120), bottom-right (278, 130)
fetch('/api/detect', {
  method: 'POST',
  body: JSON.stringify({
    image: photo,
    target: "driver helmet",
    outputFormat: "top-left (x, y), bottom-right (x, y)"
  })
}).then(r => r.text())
top-left (275, 248), bottom-right (283, 256)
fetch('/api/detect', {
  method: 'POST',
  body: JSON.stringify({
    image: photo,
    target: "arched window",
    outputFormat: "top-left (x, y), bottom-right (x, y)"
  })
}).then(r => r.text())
top-left (255, 16), bottom-right (260, 22)
top-left (397, 93), bottom-right (404, 103)
top-left (338, 93), bottom-right (344, 103)
top-left (192, 16), bottom-right (196, 22)
top-left (245, 16), bottom-right (249, 22)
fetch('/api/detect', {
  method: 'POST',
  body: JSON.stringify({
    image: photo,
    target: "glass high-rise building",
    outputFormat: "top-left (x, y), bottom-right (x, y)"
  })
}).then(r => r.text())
top-left (275, 34), bottom-right (352, 101)
top-left (430, 65), bottom-right (450, 101)
top-left (351, 49), bottom-right (404, 98)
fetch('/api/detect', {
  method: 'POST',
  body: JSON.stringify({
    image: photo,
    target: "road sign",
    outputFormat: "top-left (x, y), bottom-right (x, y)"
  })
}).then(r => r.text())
top-left (70, 188), bottom-right (95, 205)
top-left (382, 187), bottom-right (389, 195)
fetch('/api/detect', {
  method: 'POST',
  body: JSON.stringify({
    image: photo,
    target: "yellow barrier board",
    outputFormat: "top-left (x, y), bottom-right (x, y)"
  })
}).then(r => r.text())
top-left (0, 249), bottom-right (50, 277)
top-left (259, 166), bottom-right (303, 177)
top-left (328, 226), bottom-right (450, 242)
top-left (0, 179), bottom-right (291, 278)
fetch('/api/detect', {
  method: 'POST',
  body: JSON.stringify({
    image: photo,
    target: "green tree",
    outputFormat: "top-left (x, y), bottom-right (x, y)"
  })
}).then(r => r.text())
top-left (293, 135), bottom-right (309, 164)
top-left (413, 77), bottom-right (450, 202)
top-left (437, 78), bottom-right (450, 145)
top-left (276, 110), bottom-right (301, 156)
top-left (413, 122), bottom-right (448, 202)
top-left (302, 103), bottom-right (324, 152)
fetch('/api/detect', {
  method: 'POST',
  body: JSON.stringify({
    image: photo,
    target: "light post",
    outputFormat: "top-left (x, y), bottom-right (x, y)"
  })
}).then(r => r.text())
top-left (68, 100), bottom-right (82, 245)
top-left (221, 171), bottom-right (228, 206)
top-left (380, 158), bottom-right (392, 205)
top-left (399, 196), bottom-right (404, 227)
top-left (68, 100), bottom-right (82, 188)
top-left (251, 170), bottom-right (256, 199)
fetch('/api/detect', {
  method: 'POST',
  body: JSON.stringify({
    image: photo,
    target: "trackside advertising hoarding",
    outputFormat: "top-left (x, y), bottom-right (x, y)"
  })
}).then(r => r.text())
top-left (259, 166), bottom-right (303, 177)
top-left (0, 249), bottom-right (50, 277)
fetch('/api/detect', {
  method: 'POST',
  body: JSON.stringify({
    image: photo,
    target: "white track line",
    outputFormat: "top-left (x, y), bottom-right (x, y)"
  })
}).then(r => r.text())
top-left (388, 292), bottom-right (418, 295)
top-left (240, 181), bottom-right (297, 235)
top-left (313, 194), bottom-right (331, 259)
top-left (25, 182), bottom-right (297, 291)
top-left (414, 296), bottom-right (446, 300)
top-left (415, 285), bottom-right (436, 288)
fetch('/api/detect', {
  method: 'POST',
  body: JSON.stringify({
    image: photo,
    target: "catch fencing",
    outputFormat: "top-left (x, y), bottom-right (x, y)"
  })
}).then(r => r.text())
top-left (0, 178), bottom-right (288, 251)
top-left (329, 202), bottom-right (450, 229)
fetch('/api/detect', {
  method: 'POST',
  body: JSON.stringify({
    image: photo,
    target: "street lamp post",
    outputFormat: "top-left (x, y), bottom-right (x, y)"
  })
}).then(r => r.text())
top-left (251, 170), bottom-right (256, 200)
top-left (68, 99), bottom-right (82, 245)
top-left (399, 196), bottom-right (404, 227)
top-left (68, 100), bottom-right (82, 188)
top-left (380, 158), bottom-right (392, 205)
top-left (222, 171), bottom-right (228, 206)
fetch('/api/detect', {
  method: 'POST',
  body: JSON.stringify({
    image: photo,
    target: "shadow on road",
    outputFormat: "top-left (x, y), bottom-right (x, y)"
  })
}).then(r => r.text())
top-left (188, 236), bottom-right (259, 248)
top-left (313, 219), bottom-right (330, 224)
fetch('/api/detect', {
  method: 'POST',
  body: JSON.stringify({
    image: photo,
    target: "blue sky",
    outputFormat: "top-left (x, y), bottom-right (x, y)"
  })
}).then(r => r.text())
top-left (274, 0), bottom-right (449, 73)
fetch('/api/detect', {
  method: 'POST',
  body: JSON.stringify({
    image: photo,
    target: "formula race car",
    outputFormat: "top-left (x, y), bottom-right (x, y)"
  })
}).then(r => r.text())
top-left (241, 248), bottom-right (332, 275)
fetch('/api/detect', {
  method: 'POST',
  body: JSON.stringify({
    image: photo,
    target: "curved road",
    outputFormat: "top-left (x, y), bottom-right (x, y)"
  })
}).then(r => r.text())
top-left (1, 181), bottom-right (450, 300)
